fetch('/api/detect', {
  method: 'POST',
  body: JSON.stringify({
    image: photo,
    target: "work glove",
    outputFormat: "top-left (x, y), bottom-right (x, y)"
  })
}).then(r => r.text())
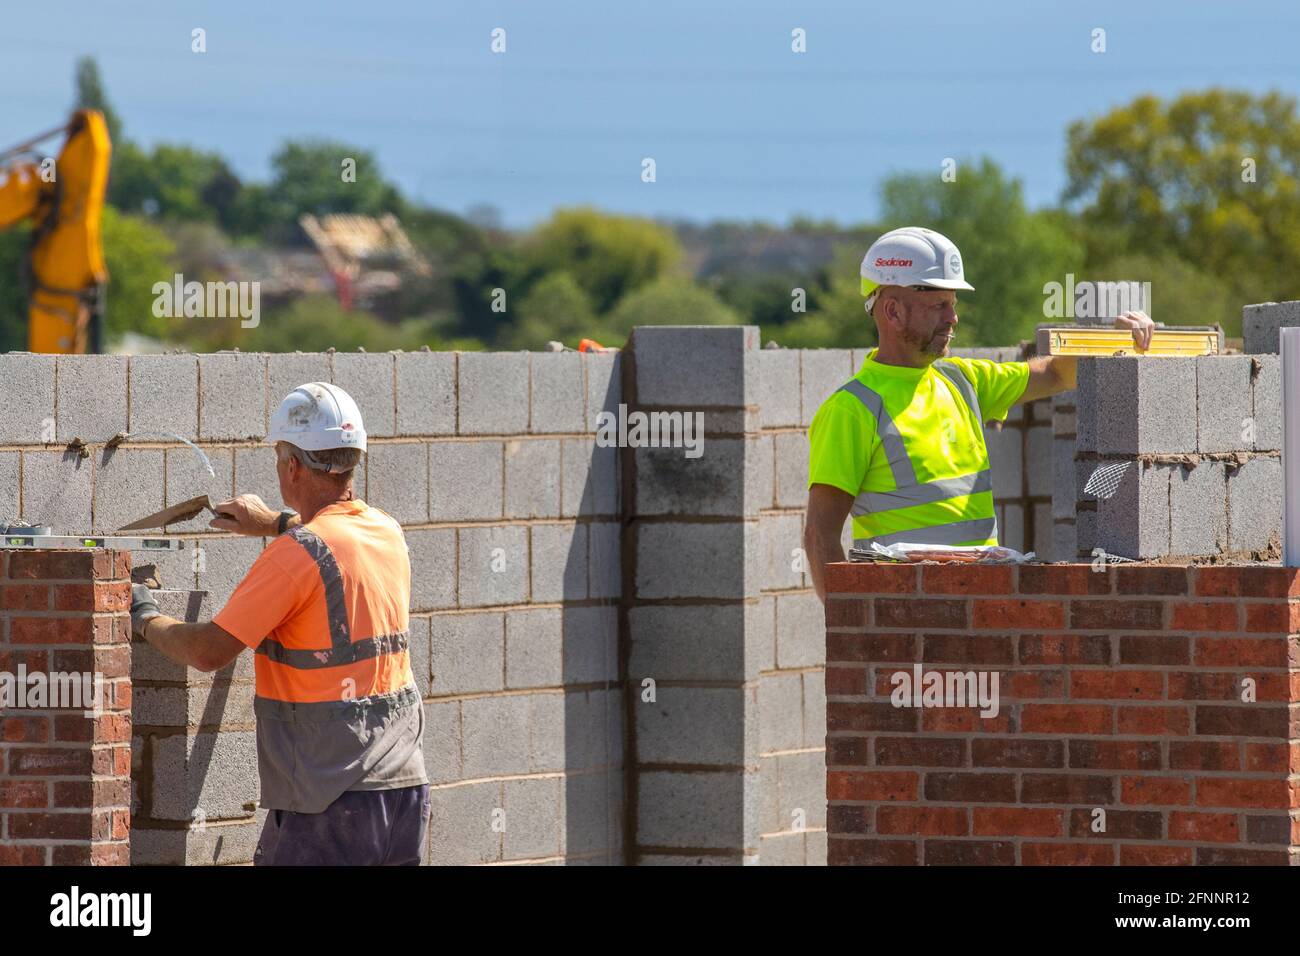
top-left (131, 584), bottom-right (162, 638)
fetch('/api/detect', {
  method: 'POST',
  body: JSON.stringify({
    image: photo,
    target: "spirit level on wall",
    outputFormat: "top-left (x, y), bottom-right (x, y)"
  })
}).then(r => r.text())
top-left (1035, 325), bottom-right (1222, 357)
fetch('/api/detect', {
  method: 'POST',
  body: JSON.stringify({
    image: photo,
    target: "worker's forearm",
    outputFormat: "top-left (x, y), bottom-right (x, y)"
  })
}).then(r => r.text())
top-left (1047, 355), bottom-right (1077, 391)
top-left (805, 525), bottom-right (846, 603)
top-left (141, 617), bottom-right (220, 670)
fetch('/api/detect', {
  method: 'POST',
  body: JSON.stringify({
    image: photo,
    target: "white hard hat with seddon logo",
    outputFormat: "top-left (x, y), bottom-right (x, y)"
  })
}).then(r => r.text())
top-left (860, 226), bottom-right (975, 312)
top-left (267, 382), bottom-right (367, 455)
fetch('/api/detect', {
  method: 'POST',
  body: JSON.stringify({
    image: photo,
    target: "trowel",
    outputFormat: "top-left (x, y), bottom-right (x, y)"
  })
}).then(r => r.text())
top-left (118, 494), bottom-right (217, 531)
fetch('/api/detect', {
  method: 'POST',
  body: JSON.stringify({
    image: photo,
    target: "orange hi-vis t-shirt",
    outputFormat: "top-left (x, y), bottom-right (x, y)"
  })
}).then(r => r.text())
top-left (214, 498), bottom-right (427, 812)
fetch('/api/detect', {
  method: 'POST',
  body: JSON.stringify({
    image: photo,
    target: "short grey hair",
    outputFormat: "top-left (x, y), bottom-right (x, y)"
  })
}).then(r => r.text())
top-left (277, 442), bottom-right (362, 479)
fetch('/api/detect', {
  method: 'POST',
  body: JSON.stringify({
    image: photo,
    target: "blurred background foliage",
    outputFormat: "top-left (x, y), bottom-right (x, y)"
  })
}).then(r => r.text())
top-left (2, 58), bottom-right (1293, 353)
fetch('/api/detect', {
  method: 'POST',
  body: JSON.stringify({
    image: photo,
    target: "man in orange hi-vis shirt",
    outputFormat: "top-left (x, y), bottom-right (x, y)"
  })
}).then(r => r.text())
top-left (129, 382), bottom-right (429, 865)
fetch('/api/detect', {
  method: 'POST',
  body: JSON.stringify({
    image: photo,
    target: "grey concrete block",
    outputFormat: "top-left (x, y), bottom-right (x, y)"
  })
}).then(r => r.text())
top-left (407, 528), bottom-right (457, 611)
top-left (638, 770), bottom-right (759, 850)
top-left (332, 351), bottom-right (395, 438)
top-left (800, 349), bottom-right (854, 426)
top-left (129, 354), bottom-right (198, 440)
top-left (0, 452), bottom-right (20, 525)
top-left (773, 431), bottom-right (808, 509)
top-left (585, 352), bottom-right (622, 433)
top-left (505, 607), bottom-right (563, 689)
top-left (408, 616), bottom-right (432, 697)
top-left (429, 612), bottom-right (504, 696)
top-left (92, 448), bottom-right (164, 534)
top-left (1075, 360), bottom-right (1097, 453)
top-left (56, 354), bottom-right (127, 442)
top-left (529, 522), bottom-right (586, 603)
top-left (504, 438), bottom-right (561, 518)
top-left (198, 353), bottom-right (268, 440)
top-left (760, 831), bottom-right (806, 866)
top-left (1053, 520), bottom-right (1077, 564)
top-left (1197, 357), bottom-right (1254, 453)
top-left (986, 425), bottom-right (1023, 498)
top-left (1001, 502), bottom-right (1024, 552)
top-left (1095, 357), bottom-right (1197, 455)
top-left (527, 692), bottom-right (565, 772)
top-left (562, 689), bottom-right (620, 771)
top-left (134, 680), bottom-right (256, 730)
top-left (1026, 424), bottom-right (1053, 496)
top-left (428, 781), bottom-right (502, 865)
top-left (636, 686), bottom-right (755, 765)
top-left (563, 605), bottom-right (619, 684)
top-left (759, 671), bottom-right (805, 753)
top-left (459, 351), bottom-right (529, 435)
top-left (422, 700), bottom-right (461, 785)
top-left (459, 525), bottom-right (528, 607)
top-left (233, 446), bottom-right (284, 510)
top-left (1052, 437), bottom-right (1077, 519)
top-left (634, 438), bottom-right (747, 517)
top-left (462, 693), bottom-right (531, 777)
top-left (638, 520), bottom-right (756, 599)
top-left (530, 352), bottom-right (585, 434)
top-left (760, 512), bottom-right (805, 591)
top-left (1076, 508), bottom-right (1097, 558)
top-left (395, 351), bottom-right (456, 436)
top-left (503, 776), bottom-right (562, 860)
top-left (165, 447), bottom-right (234, 533)
top-left (1170, 462), bottom-right (1227, 556)
top-left (1253, 355), bottom-right (1281, 451)
top-left (131, 816), bottom-right (262, 866)
top-left (775, 592), bottom-right (824, 669)
top-left (777, 749), bottom-right (828, 832)
top-left (430, 440), bottom-right (502, 521)
top-left (134, 549), bottom-right (199, 602)
top-left (0, 354), bottom-right (55, 443)
top-left (1242, 300), bottom-right (1300, 354)
top-left (1096, 462), bottom-right (1171, 559)
top-left (760, 754), bottom-right (781, 835)
top-left (752, 433), bottom-right (775, 511)
top-left (20, 449), bottom-right (92, 533)
top-left (758, 348), bottom-right (802, 429)
top-left (266, 352), bottom-right (332, 413)
top-left (1033, 501), bottom-right (1052, 558)
top-left (150, 731), bottom-right (259, 821)
top-left (560, 438), bottom-right (619, 517)
top-left (1227, 456), bottom-right (1282, 552)
top-left (802, 670), bottom-right (825, 749)
top-left (561, 770), bottom-right (623, 859)
top-left (632, 326), bottom-right (759, 408)
top-left (752, 595), bottom-right (776, 674)
top-left (628, 604), bottom-right (751, 683)
top-left (195, 536), bottom-right (265, 608)
top-left (366, 442), bottom-right (428, 524)
top-left (587, 520), bottom-right (621, 600)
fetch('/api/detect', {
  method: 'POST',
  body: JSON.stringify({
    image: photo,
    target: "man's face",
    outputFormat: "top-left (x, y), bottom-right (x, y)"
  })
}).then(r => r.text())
top-left (885, 287), bottom-right (959, 358)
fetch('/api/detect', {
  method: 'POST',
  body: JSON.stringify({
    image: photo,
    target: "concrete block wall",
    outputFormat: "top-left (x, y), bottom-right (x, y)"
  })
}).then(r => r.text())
top-left (1074, 352), bottom-right (1282, 560)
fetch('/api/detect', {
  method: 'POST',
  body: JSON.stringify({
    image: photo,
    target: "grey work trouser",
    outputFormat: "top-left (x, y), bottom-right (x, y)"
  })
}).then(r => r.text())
top-left (254, 784), bottom-right (432, 866)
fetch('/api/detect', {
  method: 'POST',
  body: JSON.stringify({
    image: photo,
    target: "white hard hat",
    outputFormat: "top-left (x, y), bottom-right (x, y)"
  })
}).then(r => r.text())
top-left (861, 226), bottom-right (974, 312)
top-left (267, 382), bottom-right (367, 455)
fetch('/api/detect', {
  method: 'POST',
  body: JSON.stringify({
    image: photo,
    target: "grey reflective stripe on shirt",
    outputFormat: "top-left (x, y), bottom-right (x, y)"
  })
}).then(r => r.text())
top-left (257, 630), bottom-right (410, 670)
top-left (255, 682), bottom-right (420, 723)
top-left (854, 516), bottom-right (999, 549)
top-left (836, 378), bottom-right (917, 490)
top-left (932, 360), bottom-right (984, 422)
top-left (285, 525), bottom-right (351, 650)
top-left (854, 469), bottom-right (993, 515)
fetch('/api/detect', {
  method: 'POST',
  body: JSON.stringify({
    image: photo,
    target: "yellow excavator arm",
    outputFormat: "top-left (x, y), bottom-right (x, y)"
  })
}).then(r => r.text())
top-left (0, 110), bottom-right (111, 353)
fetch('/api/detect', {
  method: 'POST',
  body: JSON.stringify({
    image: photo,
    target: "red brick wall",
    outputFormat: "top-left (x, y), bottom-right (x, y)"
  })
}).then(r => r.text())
top-left (0, 550), bottom-right (132, 865)
top-left (825, 562), bottom-right (1300, 865)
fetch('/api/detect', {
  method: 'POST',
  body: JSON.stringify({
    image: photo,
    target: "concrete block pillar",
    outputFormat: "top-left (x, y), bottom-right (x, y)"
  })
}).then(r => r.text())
top-left (625, 326), bottom-right (764, 864)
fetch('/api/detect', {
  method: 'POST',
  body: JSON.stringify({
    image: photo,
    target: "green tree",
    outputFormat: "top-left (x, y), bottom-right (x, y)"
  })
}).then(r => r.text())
top-left (508, 272), bottom-right (599, 349)
top-left (878, 157), bottom-right (1083, 346)
top-left (110, 143), bottom-right (242, 225)
top-left (763, 245), bottom-right (875, 348)
top-left (1086, 252), bottom-right (1239, 336)
top-left (522, 208), bottom-right (681, 314)
top-left (100, 206), bottom-right (177, 342)
top-left (1065, 90), bottom-right (1300, 309)
top-left (73, 57), bottom-right (123, 149)
top-left (262, 140), bottom-right (405, 238)
top-left (603, 277), bottom-right (740, 343)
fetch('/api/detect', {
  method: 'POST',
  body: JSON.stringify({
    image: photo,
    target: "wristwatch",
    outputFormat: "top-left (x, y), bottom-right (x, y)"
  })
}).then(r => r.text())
top-left (276, 510), bottom-right (297, 535)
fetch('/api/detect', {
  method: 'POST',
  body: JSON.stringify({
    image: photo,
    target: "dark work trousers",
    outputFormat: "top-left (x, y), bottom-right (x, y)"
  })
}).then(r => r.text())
top-left (254, 784), bottom-right (432, 866)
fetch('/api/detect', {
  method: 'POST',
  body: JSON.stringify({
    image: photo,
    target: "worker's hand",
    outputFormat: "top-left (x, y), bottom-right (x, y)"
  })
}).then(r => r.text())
top-left (1114, 309), bottom-right (1155, 351)
top-left (209, 494), bottom-right (279, 537)
top-left (130, 584), bottom-right (161, 638)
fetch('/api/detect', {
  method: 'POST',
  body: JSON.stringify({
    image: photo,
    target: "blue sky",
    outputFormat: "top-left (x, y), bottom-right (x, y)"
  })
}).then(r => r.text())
top-left (3, 0), bottom-right (1298, 228)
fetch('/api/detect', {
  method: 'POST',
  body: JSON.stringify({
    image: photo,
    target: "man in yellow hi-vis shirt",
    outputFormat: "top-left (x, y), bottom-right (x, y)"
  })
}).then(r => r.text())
top-left (805, 226), bottom-right (1154, 601)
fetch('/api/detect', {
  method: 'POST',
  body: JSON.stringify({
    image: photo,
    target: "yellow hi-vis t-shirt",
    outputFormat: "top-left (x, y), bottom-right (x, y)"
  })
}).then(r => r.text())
top-left (807, 349), bottom-right (1030, 548)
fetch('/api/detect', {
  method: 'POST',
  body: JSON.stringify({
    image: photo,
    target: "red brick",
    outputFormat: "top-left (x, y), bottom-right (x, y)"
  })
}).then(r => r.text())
top-left (878, 805), bottom-right (968, 836)
top-left (1068, 808), bottom-right (1162, 839)
top-left (1017, 564), bottom-right (1112, 595)
top-left (1194, 566), bottom-right (1300, 598)
top-left (1196, 705), bottom-right (1293, 737)
top-left (9, 615), bottom-right (97, 644)
top-left (1121, 844), bottom-right (1193, 865)
top-left (972, 807), bottom-right (1062, 837)
top-left (1070, 671), bottom-right (1163, 700)
top-left (1115, 566), bottom-right (1190, 595)
top-left (1021, 704), bottom-right (1112, 734)
top-left (827, 771), bottom-right (917, 802)
top-left (1, 715), bottom-right (48, 743)
top-left (93, 713), bottom-right (131, 744)
top-left (1169, 741), bottom-right (1240, 771)
top-left (1244, 601), bottom-right (1300, 633)
top-left (1020, 774), bottom-right (1115, 805)
top-left (0, 780), bottom-right (48, 808)
top-left (52, 715), bottom-right (93, 743)
top-left (921, 564), bottom-right (1014, 596)
top-left (826, 562), bottom-right (916, 595)
top-left (9, 747), bottom-right (92, 776)
top-left (6, 550), bottom-right (98, 580)
top-left (971, 739), bottom-right (1063, 768)
top-left (920, 708), bottom-right (1015, 733)
top-left (1196, 777), bottom-right (1296, 810)
top-left (874, 737), bottom-right (965, 767)
top-left (827, 632), bottom-right (916, 663)
top-left (1194, 635), bottom-right (1295, 668)
top-left (1003, 669), bottom-right (1065, 699)
top-left (1022, 842), bottom-right (1115, 865)
top-left (828, 838), bottom-right (917, 865)
top-left (973, 599), bottom-right (1064, 630)
top-left (53, 780), bottom-right (91, 807)
top-left (924, 773), bottom-right (1016, 803)
top-left (1169, 811), bottom-right (1240, 842)
top-left (1070, 600), bottom-right (1164, 630)
top-left (924, 840), bottom-right (1015, 865)
top-left (0, 845), bottom-right (46, 865)
top-left (0, 584), bottom-right (49, 611)
top-left (1118, 634), bottom-right (1188, 665)
top-left (1117, 705), bottom-right (1189, 735)
top-left (1245, 742), bottom-right (1289, 773)
top-left (827, 805), bottom-right (871, 833)
top-left (1170, 601), bottom-right (1239, 631)
top-left (1245, 814), bottom-right (1296, 845)
top-left (1196, 846), bottom-right (1289, 865)
top-left (1069, 740), bottom-right (1161, 770)
top-left (827, 737), bottom-right (870, 767)
top-left (7, 810), bottom-right (95, 840)
top-left (53, 581), bottom-right (131, 613)
top-left (1018, 633), bottom-right (1110, 665)
top-left (922, 634), bottom-right (1014, 664)
top-left (875, 599), bottom-right (967, 630)
top-left (825, 598), bottom-right (868, 629)
top-left (828, 701), bottom-right (917, 733)
top-left (826, 665), bottom-right (868, 696)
